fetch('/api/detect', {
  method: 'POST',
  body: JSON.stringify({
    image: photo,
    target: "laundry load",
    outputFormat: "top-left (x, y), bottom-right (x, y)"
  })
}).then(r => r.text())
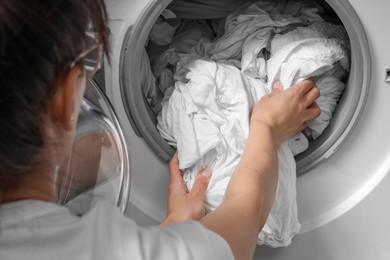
top-left (152, 0), bottom-right (350, 247)
top-left (167, 0), bottom-right (254, 19)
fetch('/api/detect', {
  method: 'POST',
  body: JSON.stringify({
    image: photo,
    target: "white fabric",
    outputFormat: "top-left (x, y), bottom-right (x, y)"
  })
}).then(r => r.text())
top-left (149, 10), bottom-right (180, 46)
top-left (156, 1), bottom-right (350, 248)
top-left (167, 0), bottom-right (253, 19)
top-left (0, 199), bottom-right (234, 260)
top-left (150, 20), bottom-right (218, 101)
top-left (267, 21), bottom-right (350, 139)
top-left (209, 0), bottom-right (324, 63)
top-left (158, 60), bottom-right (251, 170)
top-left (157, 60), bottom-right (300, 247)
top-left (288, 132), bottom-right (309, 156)
top-left (306, 64), bottom-right (347, 139)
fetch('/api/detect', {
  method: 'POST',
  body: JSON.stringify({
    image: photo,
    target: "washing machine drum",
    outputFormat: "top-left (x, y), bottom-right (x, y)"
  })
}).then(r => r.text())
top-left (120, 0), bottom-right (371, 175)
top-left (57, 79), bottom-right (130, 215)
top-left (121, 0), bottom-right (370, 175)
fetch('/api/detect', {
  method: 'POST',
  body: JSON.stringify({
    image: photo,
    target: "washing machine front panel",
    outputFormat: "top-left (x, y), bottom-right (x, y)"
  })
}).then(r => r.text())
top-left (255, 169), bottom-right (390, 259)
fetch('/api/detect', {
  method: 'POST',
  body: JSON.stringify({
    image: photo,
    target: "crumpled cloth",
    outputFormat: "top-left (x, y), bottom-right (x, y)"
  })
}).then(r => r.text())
top-left (267, 21), bottom-right (350, 139)
top-left (209, 0), bottom-right (324, 64)
top-left (157, 59), bottom-right (300, 247)
top-left (156, 1), bottom-right (350, 247)
top-left (148, 9), bottom-right (181, 46)
top-left (167, 0), bottom-right (254, 19)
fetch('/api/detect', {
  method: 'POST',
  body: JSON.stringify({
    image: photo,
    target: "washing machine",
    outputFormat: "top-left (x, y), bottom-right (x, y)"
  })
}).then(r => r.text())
top-left (101, 0), bottom-right (390, 259)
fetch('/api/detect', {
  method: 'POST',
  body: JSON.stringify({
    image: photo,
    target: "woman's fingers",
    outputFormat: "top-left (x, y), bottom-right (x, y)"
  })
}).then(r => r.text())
top-left (163, 154), bottom-right (212, 225)
top-left (290, 78), bottom-right (316, 97)
top-left (191, 167), bottom-right (212, 197)
top-left (168, 152), bottom-right (188, 194)
top-left (291, 79), bottom-right (320, 121)
top-left (304, 102), bottom-right (321, 121)
top-left (270, 81), bottom-right (284, 95)
top-left (302, 85), bottom-right (320, 107)
top-left (168, 152), bottom-right (181, 177)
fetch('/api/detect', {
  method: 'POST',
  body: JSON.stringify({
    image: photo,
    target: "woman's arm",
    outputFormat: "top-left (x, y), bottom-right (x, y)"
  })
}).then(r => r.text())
top-left (162, 79), bottom-right (320, 259)
top-left (199, 80), bottom-right (320, 259)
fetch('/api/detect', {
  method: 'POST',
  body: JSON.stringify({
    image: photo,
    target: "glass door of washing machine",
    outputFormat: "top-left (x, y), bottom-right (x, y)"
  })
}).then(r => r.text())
top-left (57, 79), bottom-right (130, 215)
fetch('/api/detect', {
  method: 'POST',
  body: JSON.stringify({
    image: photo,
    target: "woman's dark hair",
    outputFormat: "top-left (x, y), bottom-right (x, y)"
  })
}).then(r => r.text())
top-left (0, 0), bottom-right (109, 181)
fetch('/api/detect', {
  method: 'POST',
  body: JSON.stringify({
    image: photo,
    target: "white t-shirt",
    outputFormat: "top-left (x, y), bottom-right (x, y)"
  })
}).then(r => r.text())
top-left (0, 199), bottom-right (234, 260)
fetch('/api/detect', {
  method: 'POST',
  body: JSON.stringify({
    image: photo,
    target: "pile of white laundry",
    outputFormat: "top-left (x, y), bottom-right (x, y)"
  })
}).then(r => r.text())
top-left (150, 0), bottom-right (350, 247)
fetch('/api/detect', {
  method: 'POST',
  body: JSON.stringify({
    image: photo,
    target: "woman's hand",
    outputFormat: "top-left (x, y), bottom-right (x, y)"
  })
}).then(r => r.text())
top-left (160, 152), bottom-right (212, 226)
top-left (250, 79), bottom-right (321, 145)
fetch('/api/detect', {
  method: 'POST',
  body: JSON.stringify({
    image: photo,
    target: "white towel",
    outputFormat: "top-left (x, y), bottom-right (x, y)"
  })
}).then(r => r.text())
top-left (267, 21), bottom-right (350, 139)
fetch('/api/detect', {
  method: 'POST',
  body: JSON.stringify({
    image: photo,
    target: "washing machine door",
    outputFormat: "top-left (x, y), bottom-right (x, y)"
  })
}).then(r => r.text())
top-left (57, 79), bottom-right (130, 215)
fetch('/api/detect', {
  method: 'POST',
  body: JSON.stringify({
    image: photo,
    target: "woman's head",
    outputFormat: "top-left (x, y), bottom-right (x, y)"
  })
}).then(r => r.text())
top-left (0, 0), bottom-right (108, 184)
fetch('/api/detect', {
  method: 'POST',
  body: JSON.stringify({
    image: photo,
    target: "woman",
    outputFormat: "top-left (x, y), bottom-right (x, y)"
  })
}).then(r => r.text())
top-left (0, 1), bottom-right (320, 259)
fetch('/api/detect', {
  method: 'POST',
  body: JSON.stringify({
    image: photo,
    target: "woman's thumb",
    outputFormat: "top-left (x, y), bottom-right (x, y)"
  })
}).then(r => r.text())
top-left (191, 167), bottom-right (212, 196)
top-left (270, 81), bottom-right (283, 95)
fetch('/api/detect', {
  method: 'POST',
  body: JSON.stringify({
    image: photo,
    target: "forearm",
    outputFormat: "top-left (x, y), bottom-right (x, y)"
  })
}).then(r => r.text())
top-left (200, 124), bottom-right (279, 260)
